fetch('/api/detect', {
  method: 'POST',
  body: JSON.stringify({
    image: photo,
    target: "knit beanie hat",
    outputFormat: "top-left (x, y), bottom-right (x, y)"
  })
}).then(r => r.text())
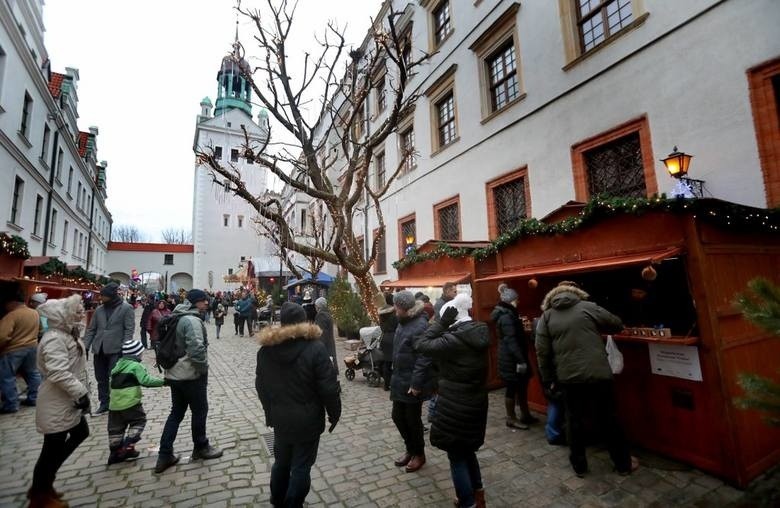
top-left (187, 289), bottom-right (209, 304)
top-left (122, 339), bottom-right (144, 357)
top-left (498, 283), bottom-right (519, 304)
top-left (393, 290), bottom-right (416, 311)
top-left (101, 282), bottom-right (119, 298)
top-left (280, 302), bottom-right (307, 325)
top-left (440, 293), bottom-right (473, 325)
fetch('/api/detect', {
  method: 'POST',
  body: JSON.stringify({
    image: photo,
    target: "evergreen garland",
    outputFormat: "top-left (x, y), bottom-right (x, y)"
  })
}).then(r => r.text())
top-left (0, 233), bottom-right (30, 259)
top-left (393, 196), bottom-right (780, 270)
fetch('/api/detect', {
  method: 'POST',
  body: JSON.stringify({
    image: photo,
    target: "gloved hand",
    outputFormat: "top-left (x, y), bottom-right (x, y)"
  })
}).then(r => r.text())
top-left (328, 417), bottom-right (338, 433)
top-left (440, 306), bottom-right (458, 328)
top-left (74, 394), bottom-right (91, 411)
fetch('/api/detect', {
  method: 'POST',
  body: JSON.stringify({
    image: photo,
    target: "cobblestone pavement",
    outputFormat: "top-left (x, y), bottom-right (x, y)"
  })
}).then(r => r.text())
top-left (1, 310), bottom-right (777, 507)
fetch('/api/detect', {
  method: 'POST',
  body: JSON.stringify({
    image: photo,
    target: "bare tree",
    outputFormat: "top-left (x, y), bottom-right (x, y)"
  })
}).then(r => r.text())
top-left (161, 228), bottom-right (193, 244)
top-left (112, 225), bottom-right (145, 243)
top-left (196, 0), bottom-right (429, 318)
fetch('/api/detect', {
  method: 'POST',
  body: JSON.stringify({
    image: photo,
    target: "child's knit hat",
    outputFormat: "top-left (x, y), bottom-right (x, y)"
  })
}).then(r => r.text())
top-left (122, 339), bottom-right (144, 357)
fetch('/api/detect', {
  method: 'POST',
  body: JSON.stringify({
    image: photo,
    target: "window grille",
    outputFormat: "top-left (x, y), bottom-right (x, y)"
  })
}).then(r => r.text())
top-left (585, 132), bottom-right (646, 198)
top-left (493, 177), bottom-right (527, 235)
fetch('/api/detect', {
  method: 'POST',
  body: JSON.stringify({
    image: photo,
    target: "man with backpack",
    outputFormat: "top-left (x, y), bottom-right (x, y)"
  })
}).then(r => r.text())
top-left (154, 289), bottom-right (222, 474)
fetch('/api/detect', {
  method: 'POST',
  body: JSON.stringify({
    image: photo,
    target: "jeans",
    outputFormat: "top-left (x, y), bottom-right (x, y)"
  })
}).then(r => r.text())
top-left (215, 324), bottom-right (222, 338)
top-left (0, 346), bottom-right (41, 411)
top-left (270, 434), bottom-right (320, 508)
top-left (427, 394), bottom-right (438, 423)
top-left (392, 401), bottom-right (425, 456)
top-left (159, 375), bottom-right (209, 456)
top-left (247, 315), bottom-right (256, 336)
top-left (31, 417), bottom-right (89, 493)
top-left (545, 400), bottom-right (565, 443)
top-left (93, 352), bottom-right (120, 411)
top-left (561, 381), bottom-right (631, 473)
top-left (237, 315), bottom-right (247, 336)
top-left (447, 449), bottom-right (483, 507)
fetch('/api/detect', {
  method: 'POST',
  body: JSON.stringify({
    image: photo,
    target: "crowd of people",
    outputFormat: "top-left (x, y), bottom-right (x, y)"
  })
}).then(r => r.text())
top-left (0, 274), bottom-right (639, 508)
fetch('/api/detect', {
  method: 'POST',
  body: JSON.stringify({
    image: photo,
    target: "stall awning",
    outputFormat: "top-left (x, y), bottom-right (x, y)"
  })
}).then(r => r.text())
top-left (381, 273), bottom-right (471, 288)
top-left (476, 247), bottom-right (684, 282)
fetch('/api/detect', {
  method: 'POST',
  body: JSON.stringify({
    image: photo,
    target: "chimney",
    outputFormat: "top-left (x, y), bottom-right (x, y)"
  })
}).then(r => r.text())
top-left (89, 126), bottom-right (99, 136)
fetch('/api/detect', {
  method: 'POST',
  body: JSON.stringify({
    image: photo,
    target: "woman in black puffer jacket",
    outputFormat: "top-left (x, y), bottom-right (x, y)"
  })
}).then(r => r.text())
top-left (491, 283), bottom-right (537, 429)
top-left (378, 292), bottom-right (397, 391)
top-left (416, 293), bottom-right (489, 508)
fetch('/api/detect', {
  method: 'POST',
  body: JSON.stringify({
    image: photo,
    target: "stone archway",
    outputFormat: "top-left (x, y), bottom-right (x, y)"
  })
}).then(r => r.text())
top-left (170, 272), bottom-right (193, 292)
top-left (109, 272), bottom-right (131, 286)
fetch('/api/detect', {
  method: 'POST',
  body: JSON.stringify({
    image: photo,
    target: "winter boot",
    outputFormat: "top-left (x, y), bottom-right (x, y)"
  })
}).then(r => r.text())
top-left (122, 444), bottom-right (140, 461)
top-left (505, 398), bottom-right (528, 429)
top-left (27, 488), bottom-right (68, 508)
top-left (106, 447), bottom-right (126, 466)
top-left (474, 488), bottom-right (486, 508)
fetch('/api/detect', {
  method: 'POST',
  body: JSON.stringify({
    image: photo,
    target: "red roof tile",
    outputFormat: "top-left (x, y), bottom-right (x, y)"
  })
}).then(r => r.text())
top-left (78, 132), bottom-right (89, 157)
top-left (108, 242), bottom-right (194, 253)
top-left (49, 72), bottom-right (66, 99)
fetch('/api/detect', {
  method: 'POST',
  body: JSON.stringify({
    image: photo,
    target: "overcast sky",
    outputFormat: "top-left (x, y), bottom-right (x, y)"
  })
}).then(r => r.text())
top-left (43, 0), bottom-right (382, 243)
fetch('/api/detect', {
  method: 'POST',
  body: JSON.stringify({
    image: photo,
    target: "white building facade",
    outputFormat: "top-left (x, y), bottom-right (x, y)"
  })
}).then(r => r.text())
top-left (299, 0), bottom-right (780, 285)
top-left (191, 39), bottom-right (278, 291)
top-left (0, 0), bottom-right (111, 275)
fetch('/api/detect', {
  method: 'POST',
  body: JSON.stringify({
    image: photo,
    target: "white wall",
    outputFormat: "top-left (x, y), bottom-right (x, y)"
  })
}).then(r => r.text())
top-left (104, 248), bottom-right (194, 291)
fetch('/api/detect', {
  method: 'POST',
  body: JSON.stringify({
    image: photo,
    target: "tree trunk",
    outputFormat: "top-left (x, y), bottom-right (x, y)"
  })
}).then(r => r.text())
top-left (352, 271), bottom-right (382, 323)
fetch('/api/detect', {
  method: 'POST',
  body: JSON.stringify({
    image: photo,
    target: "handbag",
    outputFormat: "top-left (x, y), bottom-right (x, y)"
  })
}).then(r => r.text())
top-left (606, 335), bottom-right (624, 374)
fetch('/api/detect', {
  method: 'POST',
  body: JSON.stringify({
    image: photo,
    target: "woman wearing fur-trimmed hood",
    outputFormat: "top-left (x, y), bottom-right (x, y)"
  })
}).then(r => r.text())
top-left (255, 302), bottom-right (341, 507)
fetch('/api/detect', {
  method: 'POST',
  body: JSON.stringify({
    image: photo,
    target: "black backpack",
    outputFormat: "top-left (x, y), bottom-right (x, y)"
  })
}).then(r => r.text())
top-left (154, 314), bottom-right (185, 371)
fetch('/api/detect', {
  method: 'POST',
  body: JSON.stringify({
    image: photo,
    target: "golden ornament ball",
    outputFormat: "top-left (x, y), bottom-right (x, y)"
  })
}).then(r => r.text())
top-left (641, 265), bottom-right (657, 281)
top-left (528, 278), bottom-right (538, 289)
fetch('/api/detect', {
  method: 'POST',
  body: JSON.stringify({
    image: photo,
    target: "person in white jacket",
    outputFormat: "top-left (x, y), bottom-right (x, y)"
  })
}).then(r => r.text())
top-left (28, 294), bottom-right (91, 508)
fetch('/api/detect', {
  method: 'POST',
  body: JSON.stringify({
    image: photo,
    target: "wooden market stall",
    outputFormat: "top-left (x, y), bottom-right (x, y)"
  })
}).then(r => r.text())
top-left (468, 198), bottom-right (780, 487)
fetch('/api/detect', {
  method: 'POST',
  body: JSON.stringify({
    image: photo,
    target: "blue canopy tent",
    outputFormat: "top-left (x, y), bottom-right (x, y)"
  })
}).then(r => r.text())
top-left (283, 268), bottom-right (335, 301)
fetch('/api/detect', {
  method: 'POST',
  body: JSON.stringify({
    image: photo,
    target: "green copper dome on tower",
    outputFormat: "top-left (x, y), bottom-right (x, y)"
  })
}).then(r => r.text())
top-left (214, 27), bottom-right (252, 117)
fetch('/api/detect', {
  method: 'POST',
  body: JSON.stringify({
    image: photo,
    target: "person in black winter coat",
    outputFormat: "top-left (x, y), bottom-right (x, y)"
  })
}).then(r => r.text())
top-left (491, 283), bottom-right (537, 429)
top-left (378, 292), bottom-right (397, 391)
top-left (415, 293), bottom-right (489, 508)
top-left (256, 302), bottom-right (341, 508)
top-left (390, 291), bottom-right (434, 473)
top-left (313, 297), bottom-right (338, 374)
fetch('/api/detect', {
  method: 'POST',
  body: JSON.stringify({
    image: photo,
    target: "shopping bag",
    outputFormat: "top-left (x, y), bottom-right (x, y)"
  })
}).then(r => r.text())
top-left (606, 335), bottom-right (624, 374)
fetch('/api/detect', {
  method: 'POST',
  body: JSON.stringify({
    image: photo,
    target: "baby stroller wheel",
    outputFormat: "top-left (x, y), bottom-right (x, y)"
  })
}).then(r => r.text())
top-left (345, 368), bottom-right (356, 381)
top-left (367, 371), bottom-right (380, 387)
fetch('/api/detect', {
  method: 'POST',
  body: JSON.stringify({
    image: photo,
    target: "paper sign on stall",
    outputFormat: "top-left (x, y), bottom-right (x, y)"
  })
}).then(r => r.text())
top-left (648, 344), bottom-right (703, 381)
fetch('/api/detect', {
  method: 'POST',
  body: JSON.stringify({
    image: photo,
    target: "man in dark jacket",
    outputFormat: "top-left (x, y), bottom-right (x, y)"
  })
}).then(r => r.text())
top-left (234, 291), bottom-right (252, 337)
top-left (256, 302), bottom-right (341, 508)
top-left (378, 292), bottom-right (397, 391)
top-left (390, 290), bottom-right (434, 473)
top-left (84, 282), bottom-right (135, 415)
top-left (139, 296), bottom-right (154, 350)
top-left (415, 294), bottom-right (489, 508)
top-left (535, 281), bottom-right (634, 477)
top-left (314, 297), bottom-right (338, 374)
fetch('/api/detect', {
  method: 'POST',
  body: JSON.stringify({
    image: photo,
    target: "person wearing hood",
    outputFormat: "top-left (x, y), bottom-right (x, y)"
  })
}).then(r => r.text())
top-left (378, 292), bottom-right (397, 391)
top-left (415, 293), bottom-right (489, 508)
top-left (154, 289), bottom-right (222, 474)
top-left (491, 283), bottom-right (536, 429)
top-left (28, 295), bottom-right (90, 508)
top-left (535, 281), bottom-right (635, 477)
top-left (84, 282), bottom-right (135, 416)
top-left (390, 290), bottom-right (435, 473)
top-left (256, 302), bottom-right (341, 508)
top-left (314, 297), bottom-right (337, 373)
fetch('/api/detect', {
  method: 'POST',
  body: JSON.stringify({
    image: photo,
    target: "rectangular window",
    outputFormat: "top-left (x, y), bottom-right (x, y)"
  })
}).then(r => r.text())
top-left (375, 152), bottom-right (386, 189)
top-left (164, 254), bottom-right (174, 265)
top-left (433, 1), bottom-right (453, 46)
top-left (376, 76), bottom-right (386, 112)
top-left (584, 132), bottom-right (646, 197)
top-left (237, 215), bottom-right (244, 228)
top-left (76, 182), bottom-right (82, 209)
top-left (62, 220), bottom-right (69, 250)
top-left (40, 124), bottom-right (50, 161)
top-left (353, 108), bottom-right (365, 140)
top-left (576, 0), bottom-right (633, 53)
top-left (748, 58), bottom-right (780, 206)
top-left (214, 146), bottom-right (223, 159)
top-left (436, 92), bottom-right (457, 147)
top-left (33, 195), bottom-right (43, 236)
top-left (0, 46), bottom-right (6, 98)
top-left (400, 127), bottom-right (416, 173)
top-left (373, 228), bottom-right (386, 274)
top-left (78, 233), bottom-right (83, 258)
top-left (434, 197), bottom-right (460, 241)
top-left (399, 215), bottom-right (417, 257)
top-left (10, 176), bottom-right (24, 225)
top-left (20, 92), bottom-right (33, 137)
top-left (300, 209), bottom-right (307, 234)
top-left (487, 41), bottom-right (519, 112)
top-left (223, 214), bottom-right (230, 227)
top-left (486, 168), bottom-right (530, 239)
top-left (231, 148), bottom-right (239, 162)
top-left (56, 148), bottom-right (64, 182)
top-left (73, 229), bottom-right (78, 256)
top-left (228, 268), bottom-right (234, 275)
top-left (49, 209), bottom-right (57, 243)
top-left (67, 167), bottom-right (74, 196)
top-left (401, 28), bottom-right (412, 68)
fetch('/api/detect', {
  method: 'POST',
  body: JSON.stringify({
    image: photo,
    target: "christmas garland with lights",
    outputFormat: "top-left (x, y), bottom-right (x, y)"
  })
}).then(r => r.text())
top-left (37, 257), bottom-right (113, 287)
top-left (393, 196), bottom-right (780, 270)
top-left (0, 233), bottom-right (30, 259)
